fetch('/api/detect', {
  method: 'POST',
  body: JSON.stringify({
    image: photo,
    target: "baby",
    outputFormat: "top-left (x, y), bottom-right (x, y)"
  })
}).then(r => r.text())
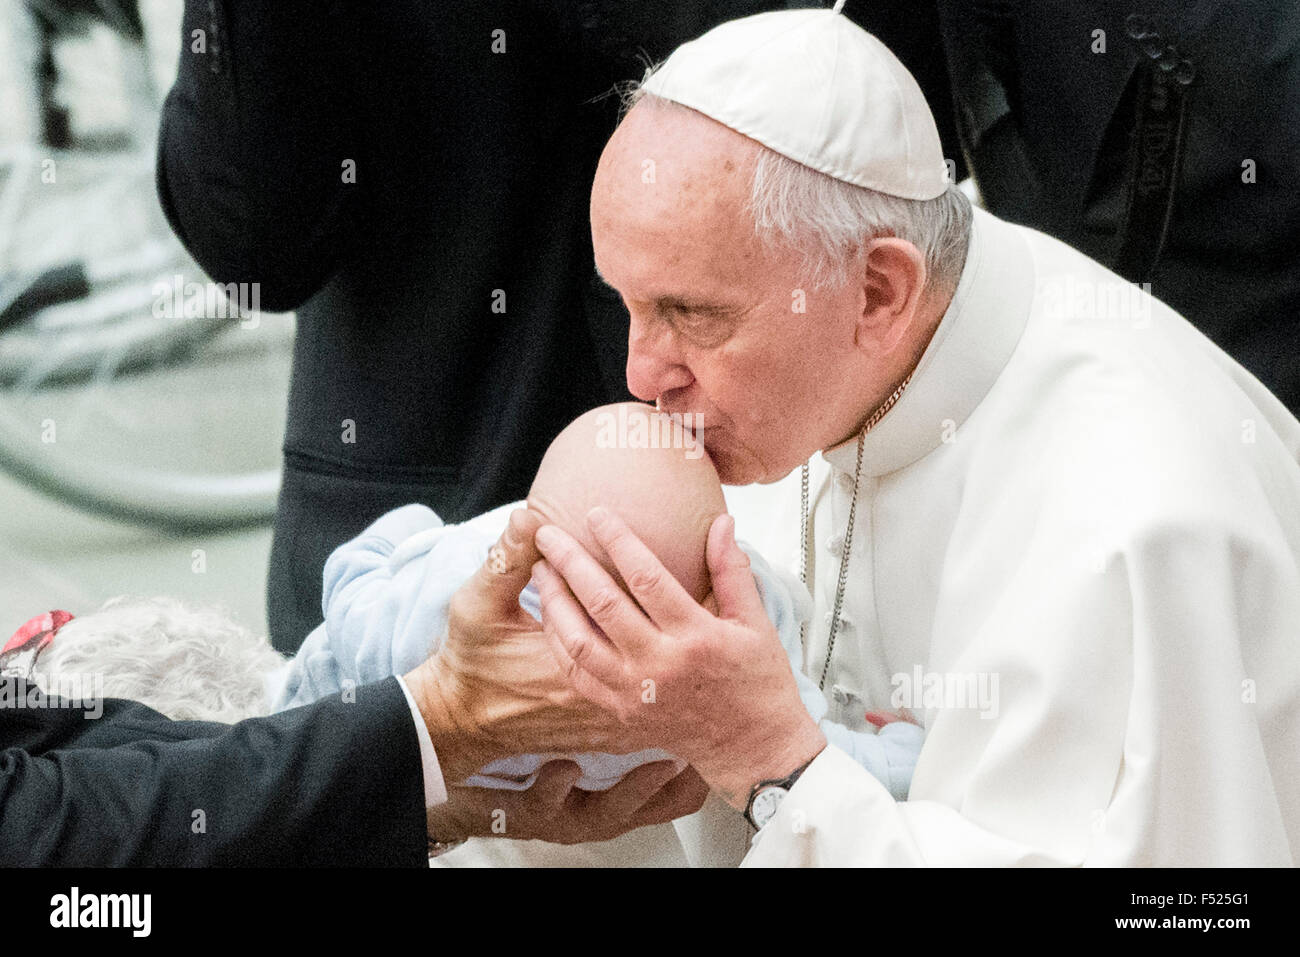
top-left (269, 402), bottom-right (923, 798)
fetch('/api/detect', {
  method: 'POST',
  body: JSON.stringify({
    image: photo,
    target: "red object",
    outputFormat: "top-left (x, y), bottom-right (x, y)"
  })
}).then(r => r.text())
top-left (864, 707), bottom-right (920, 729)
top-left (3, 610), bottom-right (75, 656)
top-left (863, 710), bottom-right (891, 729)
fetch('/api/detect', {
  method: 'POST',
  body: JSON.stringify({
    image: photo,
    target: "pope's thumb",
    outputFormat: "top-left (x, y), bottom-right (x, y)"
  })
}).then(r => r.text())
top-left (707, 513), bottom-right (765, 624)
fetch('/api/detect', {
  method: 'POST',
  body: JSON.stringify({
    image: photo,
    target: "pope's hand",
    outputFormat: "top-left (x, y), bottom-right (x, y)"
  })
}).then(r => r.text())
top-left (404, 508), bottom-right (627, 783)
top-left (427, 759), bottom-right (709, 845)
top-left (533, 507), bottom-right (827, 809)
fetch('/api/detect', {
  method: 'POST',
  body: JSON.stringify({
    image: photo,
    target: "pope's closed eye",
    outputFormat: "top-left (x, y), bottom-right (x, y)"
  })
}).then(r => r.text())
top-left (664, 306), bottom-right (735, 347)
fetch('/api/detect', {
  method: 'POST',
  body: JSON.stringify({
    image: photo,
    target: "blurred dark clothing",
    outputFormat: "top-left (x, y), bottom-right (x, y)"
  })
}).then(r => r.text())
top-left (835, 1), bottom-right (968, 184)
top-left (913, 0), bottom-right (1300, 414)
top-left (157, 1), bottom-right (788, 652)
top-left (0, 675), bottom-right (425, 866)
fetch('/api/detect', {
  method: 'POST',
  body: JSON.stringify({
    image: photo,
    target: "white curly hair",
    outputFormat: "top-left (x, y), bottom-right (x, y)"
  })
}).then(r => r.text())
top-left (33, 596), bottom-right (285, 723)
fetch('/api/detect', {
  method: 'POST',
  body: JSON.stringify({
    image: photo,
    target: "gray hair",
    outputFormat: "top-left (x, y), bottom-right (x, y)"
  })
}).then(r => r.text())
top-left (34, 596), bottom-right (284, 723)
top-left (623, 87), bottom-right (972, 293)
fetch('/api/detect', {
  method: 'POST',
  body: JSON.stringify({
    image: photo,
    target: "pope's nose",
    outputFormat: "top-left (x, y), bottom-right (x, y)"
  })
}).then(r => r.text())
top-left (624, 318), bottom-right (693, 403)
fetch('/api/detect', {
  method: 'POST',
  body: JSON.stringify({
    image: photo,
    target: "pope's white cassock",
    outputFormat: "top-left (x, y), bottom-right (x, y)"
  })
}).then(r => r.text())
top-left (435, 202), bottom-right (1300, 869)
top-left (436, 9), bottom-right (1300, 867)
top-left (731, 206), bottom-right (1300, 867)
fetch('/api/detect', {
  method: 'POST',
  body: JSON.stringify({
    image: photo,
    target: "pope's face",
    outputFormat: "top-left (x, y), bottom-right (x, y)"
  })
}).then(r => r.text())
top-left (590, 101), bottom-right (877, 485)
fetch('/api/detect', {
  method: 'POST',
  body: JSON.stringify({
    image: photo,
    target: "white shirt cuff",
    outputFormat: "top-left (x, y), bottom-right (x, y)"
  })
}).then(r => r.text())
top-left (395, 675), bottom-right (449, 807)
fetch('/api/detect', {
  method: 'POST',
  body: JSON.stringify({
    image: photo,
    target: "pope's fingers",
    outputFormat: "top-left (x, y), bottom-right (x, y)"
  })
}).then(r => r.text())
top-left (706, 514), bottom-right (767, 626)
top-left (532, 560), bottom-right (628, 699)
top-left (534, 521), bottom-right (658, 655)
top-left (582, 506), bottom-right (700, 632)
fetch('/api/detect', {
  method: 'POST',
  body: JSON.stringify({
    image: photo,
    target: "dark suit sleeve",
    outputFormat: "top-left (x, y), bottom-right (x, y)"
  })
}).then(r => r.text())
top-left (0, 676), bottom-right (427, 866)
top-left (155, 0), bottom-right (360, 311)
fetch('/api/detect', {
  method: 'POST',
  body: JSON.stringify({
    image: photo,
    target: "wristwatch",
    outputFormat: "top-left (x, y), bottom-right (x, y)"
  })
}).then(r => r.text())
top-left (743, 754), bottom-right (818, 830)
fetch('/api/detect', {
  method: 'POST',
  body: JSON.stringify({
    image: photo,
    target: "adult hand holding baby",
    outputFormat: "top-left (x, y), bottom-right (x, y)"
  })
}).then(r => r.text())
top-left (534, 507), bottom-right (828, 811)
top-left (426, 758), bottom-right (706, 845)
top-left (405, 506), bottom-right (708, 843)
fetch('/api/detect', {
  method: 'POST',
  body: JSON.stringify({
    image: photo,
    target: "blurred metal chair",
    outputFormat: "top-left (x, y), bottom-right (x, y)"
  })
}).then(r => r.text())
top-left (0, 1), bottom-right (288, 529)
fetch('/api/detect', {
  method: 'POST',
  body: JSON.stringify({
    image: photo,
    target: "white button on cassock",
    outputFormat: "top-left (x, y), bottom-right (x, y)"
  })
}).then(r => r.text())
top-left (823, 610), bottom-right (852, 630)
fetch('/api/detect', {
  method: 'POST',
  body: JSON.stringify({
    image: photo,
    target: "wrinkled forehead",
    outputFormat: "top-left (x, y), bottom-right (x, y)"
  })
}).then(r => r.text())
top-left (594, 102), bottom-right (759, 228)
top-left (591, 103), bottom-right (769, 295)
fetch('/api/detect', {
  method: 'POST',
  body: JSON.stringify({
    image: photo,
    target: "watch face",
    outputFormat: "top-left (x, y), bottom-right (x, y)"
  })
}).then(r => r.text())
top-left (751, 786), bottom-right (789, 829)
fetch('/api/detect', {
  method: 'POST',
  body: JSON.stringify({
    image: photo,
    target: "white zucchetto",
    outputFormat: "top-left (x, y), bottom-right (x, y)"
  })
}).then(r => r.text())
top-left (640, 7), bottom-right (950, 200)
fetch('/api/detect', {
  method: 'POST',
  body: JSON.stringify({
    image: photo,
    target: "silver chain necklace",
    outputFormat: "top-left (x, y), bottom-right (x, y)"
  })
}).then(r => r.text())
top-left (800, 374), bottom-right (913, 690)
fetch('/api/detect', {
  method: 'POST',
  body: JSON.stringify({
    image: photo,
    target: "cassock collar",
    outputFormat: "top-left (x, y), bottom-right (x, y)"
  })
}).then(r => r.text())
top-left (823, 207), bottom-right (1035, 477)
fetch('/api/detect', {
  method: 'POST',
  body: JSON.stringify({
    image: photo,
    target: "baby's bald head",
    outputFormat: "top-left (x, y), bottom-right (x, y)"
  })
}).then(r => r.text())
top-left (528, 403), bottom-right (726, 602)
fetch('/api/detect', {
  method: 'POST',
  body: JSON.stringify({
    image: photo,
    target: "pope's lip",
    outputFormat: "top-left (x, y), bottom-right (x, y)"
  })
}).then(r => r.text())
top-left (655, 400), bottom-right (705, 421)
top-left (664, 411), bottom-right (714, 439)
top-left (666, 418), bottom-right (720, 460)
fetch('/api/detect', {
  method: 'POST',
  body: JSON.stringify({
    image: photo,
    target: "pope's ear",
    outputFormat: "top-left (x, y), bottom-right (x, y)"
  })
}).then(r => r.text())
top-left (855, 237), bottom-right (928, 355)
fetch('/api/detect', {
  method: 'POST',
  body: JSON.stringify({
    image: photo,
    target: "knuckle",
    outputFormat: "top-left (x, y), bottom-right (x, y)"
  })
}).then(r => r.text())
top-left (485, 542), bottom-right (511, 575)
top-left (563, 634), bottom-right (593, 670)
top-left (625, 565), bottom-right (664, 596)
top-left (585, 587), bottom-right (622, 623)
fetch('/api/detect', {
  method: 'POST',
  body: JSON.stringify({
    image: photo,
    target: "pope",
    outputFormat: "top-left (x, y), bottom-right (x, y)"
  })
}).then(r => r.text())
top-left (513, 6), bottom-right (1300, 866)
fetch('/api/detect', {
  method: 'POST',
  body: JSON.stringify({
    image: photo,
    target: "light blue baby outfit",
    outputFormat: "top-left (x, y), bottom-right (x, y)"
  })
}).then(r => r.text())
top-left (267, 501), bottom-right (923, 799)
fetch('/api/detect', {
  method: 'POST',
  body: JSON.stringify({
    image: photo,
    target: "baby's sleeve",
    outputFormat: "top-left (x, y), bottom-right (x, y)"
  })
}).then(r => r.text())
top-left (817, 714), bottom-right (924, 801)
top-left (318, 504), bottom-right (448, 690)
top-left (269, 504), bottom-right (446, 711)
top-left (741, 542), bottom-right (925, 801)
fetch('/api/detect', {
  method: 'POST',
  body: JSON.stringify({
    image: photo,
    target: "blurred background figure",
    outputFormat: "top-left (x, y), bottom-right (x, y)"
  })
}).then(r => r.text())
top-left (900, 0), bottom-right (1300, 413)
top-left (155, 1), bottom-right (803, 652)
